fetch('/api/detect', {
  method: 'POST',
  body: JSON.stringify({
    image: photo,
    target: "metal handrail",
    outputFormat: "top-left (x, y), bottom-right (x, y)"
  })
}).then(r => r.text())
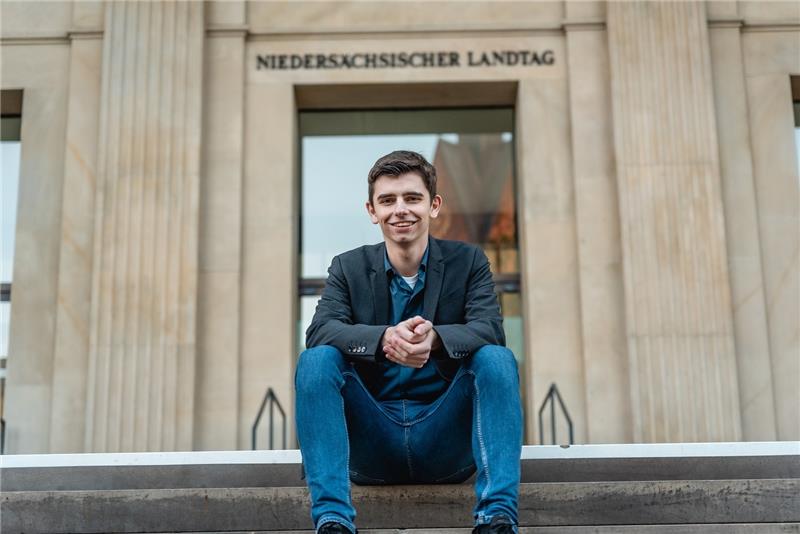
top-left (537, 382), bottom-right (574, 445)
top-left (1, 418), bottom-right (5, 455)
top-left (252, 388), bottom-right (287, 450)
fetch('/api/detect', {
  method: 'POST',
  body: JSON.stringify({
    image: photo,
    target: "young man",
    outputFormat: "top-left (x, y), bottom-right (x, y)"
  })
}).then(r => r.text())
top-left (295, 150), bottom-right (522, 533)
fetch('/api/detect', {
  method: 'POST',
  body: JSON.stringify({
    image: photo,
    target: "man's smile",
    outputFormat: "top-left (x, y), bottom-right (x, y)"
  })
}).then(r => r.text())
top-left (389, 220), bottom-right (417, 228)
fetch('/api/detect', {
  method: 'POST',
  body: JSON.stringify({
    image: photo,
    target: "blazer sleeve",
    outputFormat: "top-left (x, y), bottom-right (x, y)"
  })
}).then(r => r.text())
top-left (433, 247), bottom-right (506, 359)
top-left (305, 255), bottom-right (388, 363)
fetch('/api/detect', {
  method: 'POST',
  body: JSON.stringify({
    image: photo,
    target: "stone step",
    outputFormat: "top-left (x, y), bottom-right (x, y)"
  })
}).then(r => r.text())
top-left (3, 442), bottom-right (798, 491)
top-left (2, 442), bottom-right (798, 534)
top-left (3, 479), bottom-right (799, 533)
top-left (122, 528), bottom-right (800, 534)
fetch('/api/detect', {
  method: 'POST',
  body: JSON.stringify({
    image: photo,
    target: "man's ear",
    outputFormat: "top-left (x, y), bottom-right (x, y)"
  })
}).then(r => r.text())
top-left (365, 201), bottom-right (380, 224)
top-left (429, 194), bottom-right (443, 219)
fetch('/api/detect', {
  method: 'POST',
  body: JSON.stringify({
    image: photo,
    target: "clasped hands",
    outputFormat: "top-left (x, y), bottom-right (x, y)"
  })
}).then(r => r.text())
top-left (382, 315), bottom-right (441, 368)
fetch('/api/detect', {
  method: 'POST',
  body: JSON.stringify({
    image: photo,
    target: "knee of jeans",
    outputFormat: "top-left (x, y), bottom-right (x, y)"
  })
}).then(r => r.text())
top-left (295, 345), bottom-right (345, 392)
top-left (468, 345), bottom-right (518, 384)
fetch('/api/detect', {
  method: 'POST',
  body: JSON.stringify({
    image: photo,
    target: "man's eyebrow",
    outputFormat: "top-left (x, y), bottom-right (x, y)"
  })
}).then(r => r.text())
top-left (376, 191), bottom-right (424, 200)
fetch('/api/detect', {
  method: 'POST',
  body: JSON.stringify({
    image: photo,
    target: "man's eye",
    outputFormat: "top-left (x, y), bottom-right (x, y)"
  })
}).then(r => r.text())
top-left (380, 199), bottom-right (393, 205)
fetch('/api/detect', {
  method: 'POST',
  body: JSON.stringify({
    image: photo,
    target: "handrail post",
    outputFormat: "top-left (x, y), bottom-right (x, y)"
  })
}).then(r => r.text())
top-left (252, 387), bottom-right (287, 450)
top-left (537, 383), bottom-right (574, 446)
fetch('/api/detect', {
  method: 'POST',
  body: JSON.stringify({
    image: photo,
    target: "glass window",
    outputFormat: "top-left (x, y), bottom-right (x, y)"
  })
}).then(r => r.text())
top-left (298, 108), bottom-right (524, 382)
top-left (1, 105), bottom-right (22, 448)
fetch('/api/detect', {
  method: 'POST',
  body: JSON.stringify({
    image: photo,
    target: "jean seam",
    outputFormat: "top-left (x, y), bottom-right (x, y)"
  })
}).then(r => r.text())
top-left (403, 368), bottom-right (470, 426)
top-left (339, 379), bottom-right (353, 514)
top-left (403, 400), bottom-right (414, 478)
top-left (342, 370), bottom-right (406, 426)
top-left (349, 469), bottom-right (386, 484)
top-left (433, 462), bottom-right (476, 483)
top-left (468, 369), bottom-right (491, 503)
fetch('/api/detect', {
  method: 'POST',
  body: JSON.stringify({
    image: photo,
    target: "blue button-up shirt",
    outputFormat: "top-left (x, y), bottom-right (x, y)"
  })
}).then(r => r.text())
top-left (375, 247), bottom-right (448, 402)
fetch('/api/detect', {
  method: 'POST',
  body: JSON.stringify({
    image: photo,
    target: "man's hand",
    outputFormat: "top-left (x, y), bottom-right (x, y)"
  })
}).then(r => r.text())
top-left (382, 316), bottom-right (440, 368)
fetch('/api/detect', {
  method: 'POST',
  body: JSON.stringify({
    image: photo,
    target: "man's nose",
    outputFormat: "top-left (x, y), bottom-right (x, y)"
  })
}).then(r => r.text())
top-left (394, 200), bottom-right (409, 215)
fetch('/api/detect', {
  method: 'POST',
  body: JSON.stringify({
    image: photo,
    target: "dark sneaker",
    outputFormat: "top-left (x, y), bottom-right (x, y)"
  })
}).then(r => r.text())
top-left (472, 514), bottom-right (516, 534)
top-left (318, 522), bottom-right (356, 534)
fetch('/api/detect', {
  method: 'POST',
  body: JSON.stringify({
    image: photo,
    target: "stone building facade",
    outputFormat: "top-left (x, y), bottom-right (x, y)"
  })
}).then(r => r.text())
top-left (0, 1), bottom-right (798, 454)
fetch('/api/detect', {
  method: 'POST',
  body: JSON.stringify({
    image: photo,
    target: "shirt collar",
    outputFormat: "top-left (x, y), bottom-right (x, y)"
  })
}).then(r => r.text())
top-left (384, 245), bottom-right (429, 276)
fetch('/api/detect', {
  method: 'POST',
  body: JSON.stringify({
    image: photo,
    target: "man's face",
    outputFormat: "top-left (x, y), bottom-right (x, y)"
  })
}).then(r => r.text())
top-left (366, 172), bottom-right (442, 248)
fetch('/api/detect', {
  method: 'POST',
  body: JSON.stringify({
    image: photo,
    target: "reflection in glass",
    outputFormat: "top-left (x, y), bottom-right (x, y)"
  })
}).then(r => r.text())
top-left (430, 134), bottom-right (518, 276)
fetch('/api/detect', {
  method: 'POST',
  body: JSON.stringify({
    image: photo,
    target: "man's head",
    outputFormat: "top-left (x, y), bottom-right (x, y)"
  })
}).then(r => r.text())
top-left (367, 150), bottom-right (437, 204)
top-left (365, 150), bottom-right (442, 249)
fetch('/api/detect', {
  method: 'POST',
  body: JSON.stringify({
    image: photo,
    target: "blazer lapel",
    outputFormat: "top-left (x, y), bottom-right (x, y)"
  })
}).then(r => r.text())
top-left (369, 243), bottom-right (390, 325)
top-left (423, 237), bottom-right (444, 321)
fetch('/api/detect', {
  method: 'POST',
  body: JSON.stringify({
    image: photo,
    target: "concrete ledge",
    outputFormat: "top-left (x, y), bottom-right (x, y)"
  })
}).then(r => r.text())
top-left (3, 479), bottom-right (799, 533)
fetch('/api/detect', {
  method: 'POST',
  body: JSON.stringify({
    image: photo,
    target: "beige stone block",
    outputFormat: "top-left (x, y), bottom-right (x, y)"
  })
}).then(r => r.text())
top-left (517, 78), bottom-right (587, 444)
top-left (1, 385), bottom-right (51, 454)
top-left (195, 30), bottom-right (246, 451)
top-left (566, 26), bottom-right (630, 444)
top-left (742, 32), bottom-right (800, 78)
top-left (49, 37), bottom-right (103, 453)
top-left (70, 1), bottom-right (105, 31)
top-left (0, 1), bottom-right (71, 37)
top-left (706, 1), bottom-right (739, 20)
top-left (2, 44), bottom-right (70, 453)
top-left (241, 82), bottom-right (297, 449)
top-left (744, 61), bottom-right (800, 441)
top-left (196, 272), bottom-right (241, 450)
top-left (758, 215), bottom-right (800, 440)
top-left (248, 1), bottom-right (564, 33)
top-left (745, 75), bottom-right (799, 217)
top-left (517, 81), bottom-right (575, 220)
top-left (201, 36), bottom-right (245, 274)
top-left (565, 1), bottom-right (604, 22)
top-left (208, 1), bottom-right (246, 27)
top-left (740, 1), bottom-right (800, 23)
top-left (709, 26), bottom-right (777, 441)
top-left (728, 257), bottom-right (778, 439)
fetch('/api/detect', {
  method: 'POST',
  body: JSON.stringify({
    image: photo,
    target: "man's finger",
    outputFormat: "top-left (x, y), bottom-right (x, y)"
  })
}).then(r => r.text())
top-left (386, 347), bottom-right (425, 368)
top-left (409, 315), bottom-right (426, 327)
top-left (394, 326), bottom-right (427, 345)
top-left (393, 326), bottom-right (417, 342)
top-left (389, 336), bottom-right (417, 355)
top-left (413, 320), bottom-right (433, 336)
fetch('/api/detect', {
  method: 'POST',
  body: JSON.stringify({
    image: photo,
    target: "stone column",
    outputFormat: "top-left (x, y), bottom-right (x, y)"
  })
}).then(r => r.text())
top-left (607, 2), bottom-right (741, 442)
top-left (84, 1), bottom-right (204, 452)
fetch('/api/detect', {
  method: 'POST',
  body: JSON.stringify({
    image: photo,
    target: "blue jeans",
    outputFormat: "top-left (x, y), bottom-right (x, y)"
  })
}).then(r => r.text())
top-left (295, 344), bottom-right (522, 532)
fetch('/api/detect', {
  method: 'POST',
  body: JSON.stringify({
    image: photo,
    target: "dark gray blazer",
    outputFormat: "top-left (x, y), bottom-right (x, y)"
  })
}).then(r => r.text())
top-left (305, 237), bottom-right (505, 380)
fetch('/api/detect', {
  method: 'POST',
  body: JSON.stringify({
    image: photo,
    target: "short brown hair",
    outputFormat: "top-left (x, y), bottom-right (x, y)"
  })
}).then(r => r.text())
top-left (367, 150), bottom-right (437, 203)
